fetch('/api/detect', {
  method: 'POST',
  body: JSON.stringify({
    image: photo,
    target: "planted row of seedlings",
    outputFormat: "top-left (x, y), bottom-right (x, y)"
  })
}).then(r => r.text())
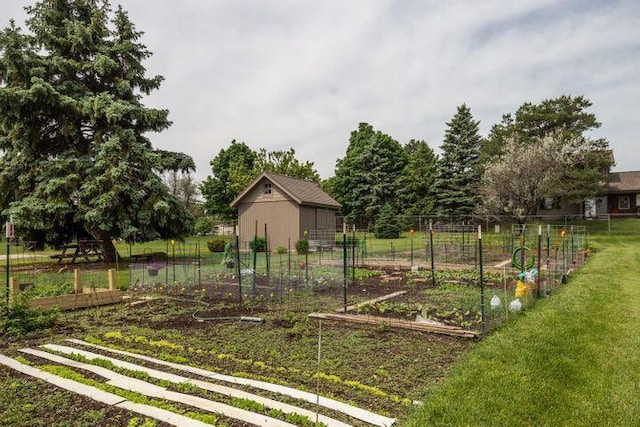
top-left (3, 337), bottom-right (398, 427)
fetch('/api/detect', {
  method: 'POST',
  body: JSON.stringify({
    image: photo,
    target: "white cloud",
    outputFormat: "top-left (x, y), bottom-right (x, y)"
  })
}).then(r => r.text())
top-left (1, 0), bottom-right (638, 178)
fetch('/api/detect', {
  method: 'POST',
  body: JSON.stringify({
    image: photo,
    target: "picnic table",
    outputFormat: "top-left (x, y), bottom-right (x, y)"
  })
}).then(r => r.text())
top-left (50, 240), bottom-right (104, 264)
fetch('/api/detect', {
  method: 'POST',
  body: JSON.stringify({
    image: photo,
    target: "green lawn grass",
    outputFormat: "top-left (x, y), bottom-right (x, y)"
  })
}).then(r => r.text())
top-left (403, 231), bottom-right (640, 426)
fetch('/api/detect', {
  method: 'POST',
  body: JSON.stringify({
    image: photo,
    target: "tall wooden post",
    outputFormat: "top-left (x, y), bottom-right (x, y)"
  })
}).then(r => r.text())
top-left (108, 268), bottom-right (117, 291)
top-left (9, 277), bottom-right (19, 300)
top-left (74, 269), bottom-right (82, 294)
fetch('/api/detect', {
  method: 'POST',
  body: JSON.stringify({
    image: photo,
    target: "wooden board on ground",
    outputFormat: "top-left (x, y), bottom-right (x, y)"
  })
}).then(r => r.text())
top-left (310, 312), bottom-right (479, 338)
top-left (28, 290), bottom-right (122, 311)
top-left (336, 290), bottom-right (407, 313)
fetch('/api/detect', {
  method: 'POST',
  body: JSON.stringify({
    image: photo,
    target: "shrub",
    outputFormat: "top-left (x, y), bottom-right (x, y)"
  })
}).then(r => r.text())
top-left (207, 239), bottom-right (227, 252)
top-left (249, 237), bottom-right (268, 252)
top-left (374, 203), bottom-right (402, 239)
top-left (194, 216), bottom-right (216, 235)
top-left (0, 295), bottom-right (61, 337)
top-left (276, 246), bottom-right (288, 254)
top-left (295, 239), bottom-right (309, 254)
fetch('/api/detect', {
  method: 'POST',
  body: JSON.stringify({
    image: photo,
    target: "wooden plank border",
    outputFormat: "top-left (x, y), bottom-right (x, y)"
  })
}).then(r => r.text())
top-left (336, 290), bottom-right (407, 313)
top-left (9, 268), bottom-right (122, 311)
top-left (309, 312), bottom-right (479, 338)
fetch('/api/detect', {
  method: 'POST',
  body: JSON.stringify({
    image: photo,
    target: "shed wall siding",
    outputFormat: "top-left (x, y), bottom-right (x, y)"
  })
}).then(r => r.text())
top-left (237, 200), bottom-right (300, 249)
top-left (299, 206), bottom-right (316, 236)
top-left (235, 175), bottom-right (340, 250)
top-left (299, 206), bottom-right (337, 235)
top-left (318, 208), bottom-right (336, 231)
top-left (242, 178), bottom-right (290, 204)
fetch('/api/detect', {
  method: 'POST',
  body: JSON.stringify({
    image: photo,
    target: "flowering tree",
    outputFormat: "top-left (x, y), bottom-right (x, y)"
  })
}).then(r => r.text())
top-left (481, 133), bottom-right (571, 222)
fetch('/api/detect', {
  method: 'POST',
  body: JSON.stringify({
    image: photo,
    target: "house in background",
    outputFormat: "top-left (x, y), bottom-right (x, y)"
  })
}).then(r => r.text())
top-left (231, 172), bottom-right (341, 250)
top-left (537, 171), bottom-right (640, 219)
top-left (597, 171), bottom-right (640, 217)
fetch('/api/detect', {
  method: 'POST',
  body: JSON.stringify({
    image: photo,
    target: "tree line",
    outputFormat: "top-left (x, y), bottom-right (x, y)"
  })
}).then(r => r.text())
top-left (204, 97), bottom-right (612, 232)
top-left (0, 0), bottom-right (613, 260)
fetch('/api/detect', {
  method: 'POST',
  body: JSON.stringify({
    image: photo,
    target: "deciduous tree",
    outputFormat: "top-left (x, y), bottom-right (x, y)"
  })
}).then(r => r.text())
top-left (481, 133), bottom-right (567, 222)
top-left (164, 171), bottom-right (199, 214)
top-left (481, 95), bottom-right (614, 204)
top-left (201, 140), bottom-right (257, 222)
top-left (201, 142), bottom-right (320, 222)
top-left (254, 148), bottom-right (320, 183)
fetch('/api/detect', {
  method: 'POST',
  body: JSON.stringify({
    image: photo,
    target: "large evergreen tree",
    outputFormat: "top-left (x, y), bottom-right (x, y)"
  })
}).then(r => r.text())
top-left (0, 0), bottom-right (194, 260)
top-left (432, 104), bottom-right (483, 221)
top-left (399, 139), bottom-right (437, 217)
top-left (328, 123), bottom-right (408, 227)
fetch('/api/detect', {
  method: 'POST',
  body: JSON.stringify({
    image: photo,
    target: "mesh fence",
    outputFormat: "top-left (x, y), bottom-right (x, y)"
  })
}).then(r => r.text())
top-left (2, 220), bottom-right (592, 334)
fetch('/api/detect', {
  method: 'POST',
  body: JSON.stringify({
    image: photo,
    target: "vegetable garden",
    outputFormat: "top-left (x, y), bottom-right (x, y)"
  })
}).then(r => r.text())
top-left (1, 223), bottom-right (591, 426)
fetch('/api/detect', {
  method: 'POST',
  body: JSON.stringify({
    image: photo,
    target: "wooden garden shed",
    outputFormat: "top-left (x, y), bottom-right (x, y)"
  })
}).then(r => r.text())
top-left (231, 172), bottom-right (341, 250)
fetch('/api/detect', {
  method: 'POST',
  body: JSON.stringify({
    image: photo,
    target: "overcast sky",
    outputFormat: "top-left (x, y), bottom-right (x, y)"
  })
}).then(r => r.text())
top-left (1, 0), bottom-right (638, 182)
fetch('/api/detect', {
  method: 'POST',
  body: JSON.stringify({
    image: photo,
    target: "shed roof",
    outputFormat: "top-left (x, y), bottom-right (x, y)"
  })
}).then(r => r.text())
top-left (605, 171), bottom-right (640, 193)
top-left (231, 172), bottom-right (341, 209)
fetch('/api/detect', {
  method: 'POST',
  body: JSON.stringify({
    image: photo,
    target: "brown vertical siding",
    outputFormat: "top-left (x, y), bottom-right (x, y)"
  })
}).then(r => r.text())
top-left (299, 206), bottom-right (316, 237)
top-left (234, 174), bottom-right (340, 251)
top-left (316, 208), bottom-right (336, 230)
top-left (237, 199), bottom-right (299, 250)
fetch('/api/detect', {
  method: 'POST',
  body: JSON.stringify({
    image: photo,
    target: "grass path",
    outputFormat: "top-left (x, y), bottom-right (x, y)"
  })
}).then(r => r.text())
top-left (404, 235), bottom-right (640, 426)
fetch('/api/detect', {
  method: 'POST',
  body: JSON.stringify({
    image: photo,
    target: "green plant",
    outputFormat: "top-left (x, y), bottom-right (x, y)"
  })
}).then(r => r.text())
top-left (38, 364), bottom-right (218, 425)
top-left (207, 239), bottom-right (227, 252)
top-left (284, 311), bottom-right (298, 326)
top-left (82, 409), bottom-right (105, 424)
top-left (352, 268), bottom-right (384, 280)
top-left (295, 238), bottom-right (309, 254)
top-left (406, 233), bottom-right (640, 426)
top-left (378, 321), bottom-right (391, 332)
top-left (581, 242), bottom-right (597, 252)
top-left (21, 281), bottom-right (76, 298)
top-left (0, 295), bottom-right (61, 336)
top-left (249, 237), bottom-right (268, 252)
top-left (374, 204), bottom-right (402, 239)
top-left (276, 245), bottom-right (288, 254)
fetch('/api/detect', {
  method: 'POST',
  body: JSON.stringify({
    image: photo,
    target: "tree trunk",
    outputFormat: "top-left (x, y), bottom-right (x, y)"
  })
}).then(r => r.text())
top-left (96, 232), bottom-right (119, 263)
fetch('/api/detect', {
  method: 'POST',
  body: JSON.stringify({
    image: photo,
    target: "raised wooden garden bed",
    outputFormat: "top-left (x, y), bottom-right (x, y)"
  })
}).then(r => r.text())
top-left (9, 269), bottom-right (122, 311)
